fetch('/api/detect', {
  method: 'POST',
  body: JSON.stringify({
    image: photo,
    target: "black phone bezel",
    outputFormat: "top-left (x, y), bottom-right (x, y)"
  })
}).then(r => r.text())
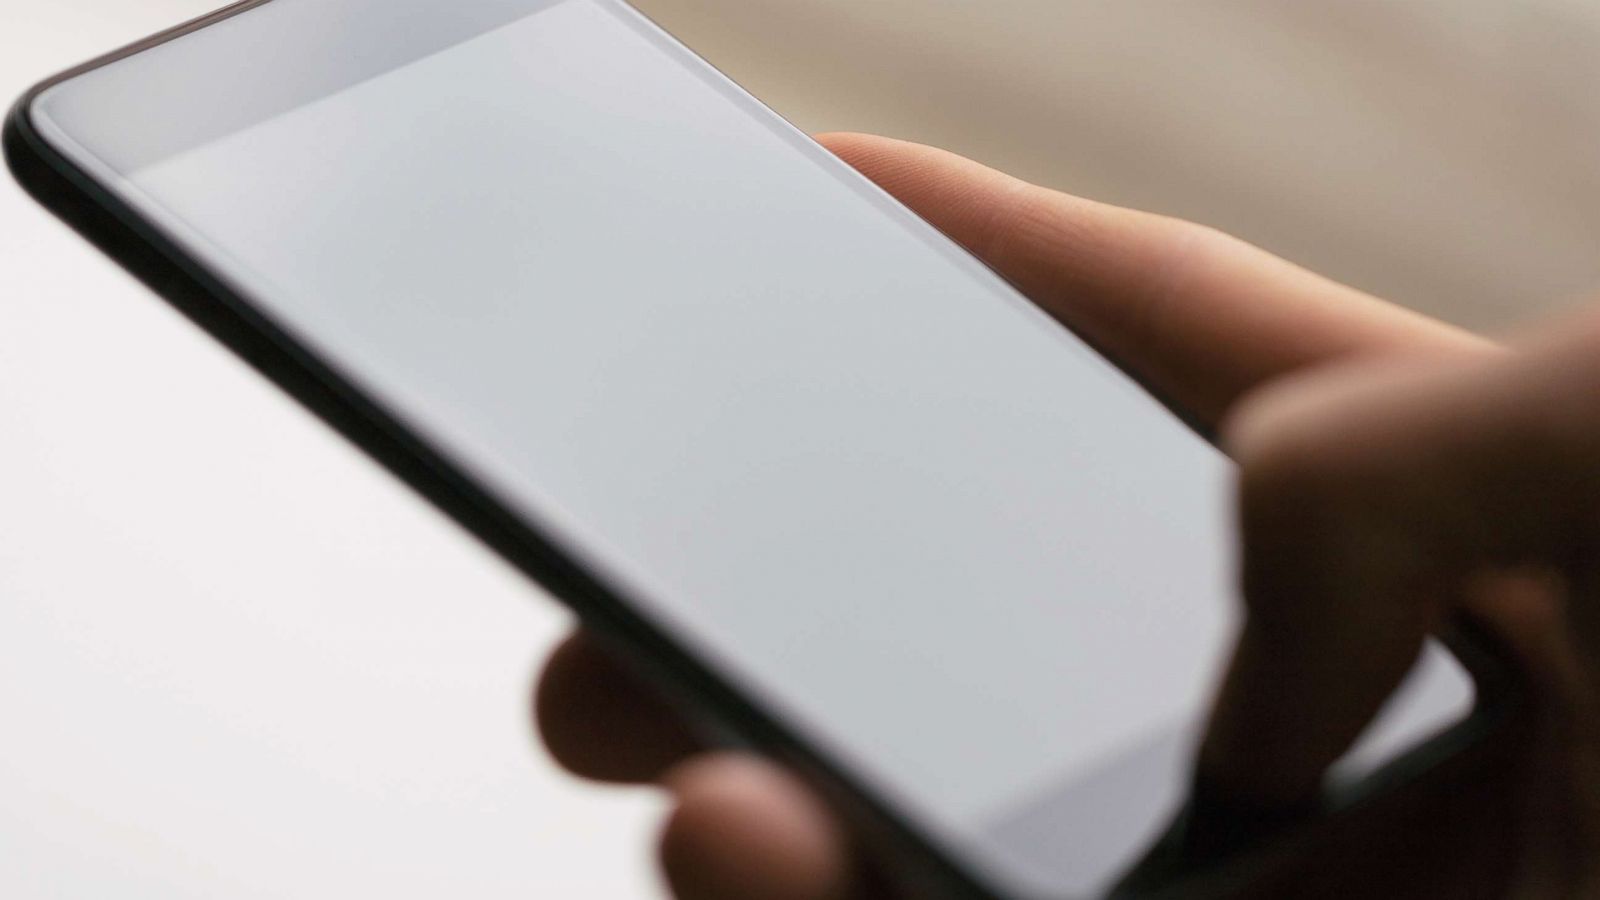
top-left (4, 3), bottom-right (1520, 896)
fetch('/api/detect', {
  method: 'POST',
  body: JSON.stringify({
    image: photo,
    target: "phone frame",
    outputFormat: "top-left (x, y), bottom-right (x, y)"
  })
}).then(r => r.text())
top-left (4, 2), bottom-right (1520, 896)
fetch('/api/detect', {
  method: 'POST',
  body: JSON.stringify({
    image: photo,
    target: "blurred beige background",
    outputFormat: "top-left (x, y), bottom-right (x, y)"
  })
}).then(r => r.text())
top-left (2, 1), bottom-right (1598, 897)
top-left (635, 0), bottom-right (1600, 330)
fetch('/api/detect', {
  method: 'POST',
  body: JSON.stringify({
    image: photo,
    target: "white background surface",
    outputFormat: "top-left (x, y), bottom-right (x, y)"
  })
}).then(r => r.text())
top-left (4, 1), bottom-right (1599, 897)
top-left (2, 1), bottom-right (664, 897)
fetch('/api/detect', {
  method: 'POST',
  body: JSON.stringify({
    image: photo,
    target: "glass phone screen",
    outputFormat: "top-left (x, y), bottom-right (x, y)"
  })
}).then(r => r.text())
top-left (31, 1), bottom-right (1474, 892)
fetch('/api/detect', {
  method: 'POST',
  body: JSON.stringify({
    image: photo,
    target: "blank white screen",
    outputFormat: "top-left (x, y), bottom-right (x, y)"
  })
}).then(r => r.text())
top-left (32, 1), bottom-right (1469, 893)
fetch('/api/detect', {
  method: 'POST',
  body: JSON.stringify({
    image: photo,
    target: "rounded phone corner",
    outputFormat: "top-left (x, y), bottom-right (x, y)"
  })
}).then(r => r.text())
top-left (1105, 615), bottom-right (1523, 900)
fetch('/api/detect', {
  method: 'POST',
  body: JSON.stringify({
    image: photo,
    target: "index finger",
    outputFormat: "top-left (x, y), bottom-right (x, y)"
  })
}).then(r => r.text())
top-left (816, 133), bottom-right (1489, 429)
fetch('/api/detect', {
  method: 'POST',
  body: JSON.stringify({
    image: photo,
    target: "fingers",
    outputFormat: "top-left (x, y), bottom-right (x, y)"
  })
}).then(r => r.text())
top-left (1200, 315), bottom-right (1600, 809)
top-left (530, 133), bottom-right (1529, 886)
top-left (814, 132), bottom-right (1489, 428)
top-left (537, 132), bottom-right (1491, 789)
top-left (534, 633), bottom-right (702, 783)
top-left (659, 755), bottom-right (857, 900)
top-left (536, 646), bottom-right (865, 898)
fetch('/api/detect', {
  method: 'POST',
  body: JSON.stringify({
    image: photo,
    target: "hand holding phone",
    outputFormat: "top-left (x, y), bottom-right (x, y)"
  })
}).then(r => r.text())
top-left (541, 133), bottom-right (1600, 900)
top-left (8, 2), bottom-right (1537, 895)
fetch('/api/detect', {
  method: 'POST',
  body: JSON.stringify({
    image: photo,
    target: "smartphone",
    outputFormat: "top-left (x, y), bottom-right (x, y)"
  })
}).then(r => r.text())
top-left (5, 1), bottom-right (1509, 896)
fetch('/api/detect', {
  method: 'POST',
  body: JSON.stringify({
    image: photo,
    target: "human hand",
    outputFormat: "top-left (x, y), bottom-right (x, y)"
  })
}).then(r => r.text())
top-left (533, 132), bottom-right (1528, 899)
top-left (1194, 299), bottom-right (1600, 898)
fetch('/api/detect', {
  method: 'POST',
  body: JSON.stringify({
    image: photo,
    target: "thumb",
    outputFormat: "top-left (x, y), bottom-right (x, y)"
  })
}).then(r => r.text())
top-left (1200, 313), bottom-right (1600, 810)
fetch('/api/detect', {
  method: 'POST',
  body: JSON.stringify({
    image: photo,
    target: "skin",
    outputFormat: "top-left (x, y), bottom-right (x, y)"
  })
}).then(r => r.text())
top-left (533, 133), bottom-right (1600, 898)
